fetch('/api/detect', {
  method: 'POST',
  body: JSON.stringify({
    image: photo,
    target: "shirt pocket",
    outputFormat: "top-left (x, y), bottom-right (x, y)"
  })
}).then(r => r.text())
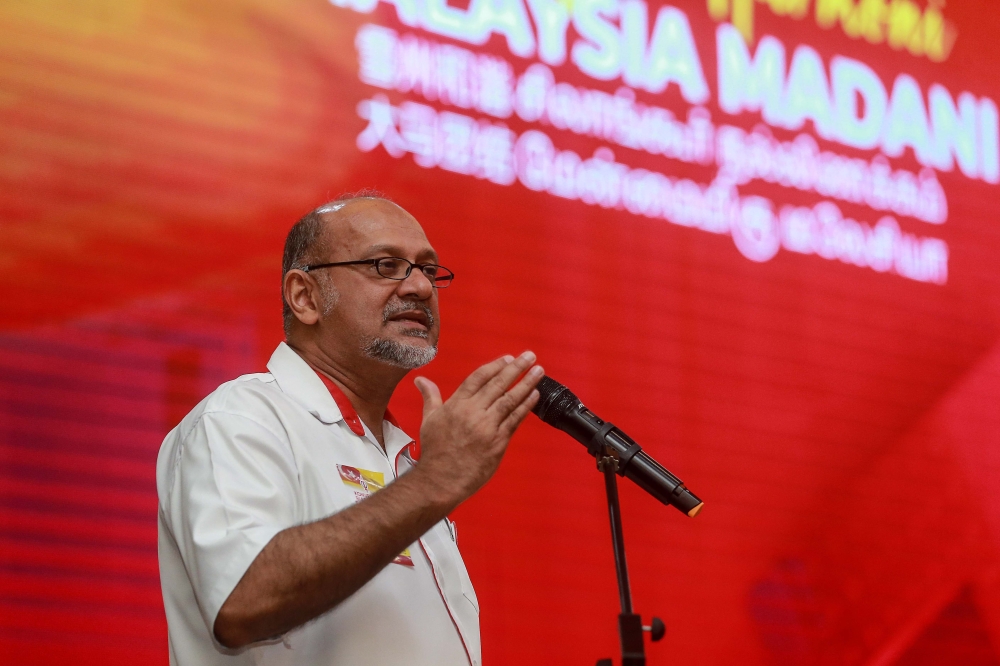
top-left (446, 520), bottom-right (479, 616)
top-left (461, 575), bottom-right (480, 616)
top-left (431, 519), bottom-right (480, 616)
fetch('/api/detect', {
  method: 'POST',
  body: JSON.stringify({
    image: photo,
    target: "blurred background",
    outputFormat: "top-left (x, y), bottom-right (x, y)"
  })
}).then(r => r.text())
top-left (2, 0), bottom-right (999, 664)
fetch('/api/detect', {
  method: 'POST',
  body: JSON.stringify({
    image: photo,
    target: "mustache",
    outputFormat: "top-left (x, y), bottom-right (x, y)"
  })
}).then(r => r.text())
top-left (382, 299), bottom-right (436, 328)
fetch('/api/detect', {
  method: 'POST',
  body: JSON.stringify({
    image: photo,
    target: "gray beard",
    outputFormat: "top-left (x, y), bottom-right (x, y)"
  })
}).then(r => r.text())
top-left (363, 336), bottom-right (437, 369)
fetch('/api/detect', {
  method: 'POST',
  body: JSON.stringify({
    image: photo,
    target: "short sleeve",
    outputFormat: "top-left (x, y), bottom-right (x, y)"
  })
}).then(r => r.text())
top-left (159, 410), bottom-right (300, 635)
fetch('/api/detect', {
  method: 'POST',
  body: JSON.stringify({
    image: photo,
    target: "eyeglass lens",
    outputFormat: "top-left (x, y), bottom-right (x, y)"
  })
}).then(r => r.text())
top-left (375, 258), bottom-right (452, 286)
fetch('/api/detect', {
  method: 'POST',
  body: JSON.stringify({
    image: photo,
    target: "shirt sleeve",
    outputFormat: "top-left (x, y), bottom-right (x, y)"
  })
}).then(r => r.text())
top-left (160, 409), bottom-right (300, 637)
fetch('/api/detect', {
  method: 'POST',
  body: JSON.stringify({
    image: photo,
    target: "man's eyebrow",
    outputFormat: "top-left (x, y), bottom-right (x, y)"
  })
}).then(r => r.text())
top-left (365, 244), bottom-right (439, 262)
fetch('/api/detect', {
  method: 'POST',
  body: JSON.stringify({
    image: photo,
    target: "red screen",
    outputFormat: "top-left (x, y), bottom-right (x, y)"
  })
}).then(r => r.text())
top-left (2, 0), bottom-right (1000, 664)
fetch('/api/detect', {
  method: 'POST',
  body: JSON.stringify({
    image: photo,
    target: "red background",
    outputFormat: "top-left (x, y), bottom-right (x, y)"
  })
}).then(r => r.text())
top-left (2, 1), bottom-right (999, 664)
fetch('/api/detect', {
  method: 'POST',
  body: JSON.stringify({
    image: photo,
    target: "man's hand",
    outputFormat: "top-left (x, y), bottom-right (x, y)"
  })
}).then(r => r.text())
top-left (413, 351), bottom-right (542, 507)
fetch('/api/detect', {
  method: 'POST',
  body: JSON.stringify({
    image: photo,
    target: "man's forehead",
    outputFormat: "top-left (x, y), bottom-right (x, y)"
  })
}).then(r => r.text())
top-left (321, 199), bottom-right (433, 256)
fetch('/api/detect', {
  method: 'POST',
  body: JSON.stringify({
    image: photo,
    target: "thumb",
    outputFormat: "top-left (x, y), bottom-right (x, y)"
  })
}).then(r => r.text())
top-left (414, 376), bottom-right (443, 418)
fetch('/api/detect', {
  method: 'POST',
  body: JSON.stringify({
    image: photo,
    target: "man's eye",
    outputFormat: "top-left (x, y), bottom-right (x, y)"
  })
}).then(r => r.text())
top-left (377, 258), bottom-right (404, 276)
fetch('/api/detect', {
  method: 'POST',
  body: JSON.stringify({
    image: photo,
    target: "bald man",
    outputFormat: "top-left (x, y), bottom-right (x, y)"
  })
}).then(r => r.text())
top-left (156, 192), bottom-right (543, 665)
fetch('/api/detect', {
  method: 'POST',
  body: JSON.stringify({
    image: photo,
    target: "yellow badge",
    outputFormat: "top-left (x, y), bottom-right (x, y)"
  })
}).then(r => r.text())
top-left (337, 465), bottom-right (414, 567)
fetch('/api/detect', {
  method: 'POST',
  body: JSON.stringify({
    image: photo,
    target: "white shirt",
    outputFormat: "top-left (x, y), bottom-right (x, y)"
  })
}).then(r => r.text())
top-left (156, 342), bottom-right (480, 666)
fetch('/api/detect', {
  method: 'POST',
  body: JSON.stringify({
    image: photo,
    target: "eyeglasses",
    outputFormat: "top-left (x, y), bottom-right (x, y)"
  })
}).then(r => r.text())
top-left (302, 257), bottom-right (455, 288)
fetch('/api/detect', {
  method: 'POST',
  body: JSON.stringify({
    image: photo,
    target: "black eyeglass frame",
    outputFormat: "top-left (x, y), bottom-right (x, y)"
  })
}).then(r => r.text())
top-left (301, 257), bottom-right (455, 287)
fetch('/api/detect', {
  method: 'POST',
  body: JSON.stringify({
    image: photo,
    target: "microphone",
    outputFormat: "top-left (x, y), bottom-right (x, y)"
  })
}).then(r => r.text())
top-left (531, 376), bottom-right (704, 517)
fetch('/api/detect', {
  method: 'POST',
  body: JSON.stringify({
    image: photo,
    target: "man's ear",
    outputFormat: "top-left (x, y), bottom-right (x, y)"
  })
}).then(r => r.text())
top-left (284, 269), bottom-right (322, 327)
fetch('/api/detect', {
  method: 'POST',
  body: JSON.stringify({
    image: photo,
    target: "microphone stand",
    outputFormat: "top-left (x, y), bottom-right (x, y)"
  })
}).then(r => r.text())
top-left (595, 450), bottom-right (665, 666)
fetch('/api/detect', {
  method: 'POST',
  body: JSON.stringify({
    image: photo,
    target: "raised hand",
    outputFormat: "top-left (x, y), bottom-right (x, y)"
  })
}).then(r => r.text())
top-left (413, 351), bottom-right (543, 506)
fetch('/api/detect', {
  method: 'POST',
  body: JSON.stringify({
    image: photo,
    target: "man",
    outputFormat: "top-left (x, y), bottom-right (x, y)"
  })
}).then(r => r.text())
top-left (156, 192), bottom-right (543, 665)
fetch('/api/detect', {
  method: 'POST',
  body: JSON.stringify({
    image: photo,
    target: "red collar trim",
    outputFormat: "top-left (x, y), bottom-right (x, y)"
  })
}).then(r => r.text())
top-left (314, 371), bottom-right (366, 437)
top-left (312, 369), bottom-right (418, 459)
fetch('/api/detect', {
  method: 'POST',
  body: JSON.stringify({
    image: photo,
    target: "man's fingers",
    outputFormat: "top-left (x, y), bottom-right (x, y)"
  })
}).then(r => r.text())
top-left (500, 389), bottom-right (541, 436)
top-left (453, 355), bottom-right (514, 399)
top-left (479, 351), bottom-right (537, 405)
top-left (490, 364), bottom-right (544, 419)
top-left (414, 376), bottom-right (443, 418)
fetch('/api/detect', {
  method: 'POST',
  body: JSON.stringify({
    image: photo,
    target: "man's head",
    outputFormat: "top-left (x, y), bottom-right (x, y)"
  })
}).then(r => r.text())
top-left (281, 191), bottom-right (442, 371)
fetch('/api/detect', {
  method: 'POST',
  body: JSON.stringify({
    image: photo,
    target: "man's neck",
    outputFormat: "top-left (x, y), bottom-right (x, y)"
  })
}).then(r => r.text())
top-left (286, 339), bottom-right (405, 448)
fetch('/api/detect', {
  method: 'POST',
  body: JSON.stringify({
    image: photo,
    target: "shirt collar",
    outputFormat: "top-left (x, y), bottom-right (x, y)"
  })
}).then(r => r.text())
top-left (266, 342), bottom-right (417, 460)
top-left (314, 371), bottom-right (366, 436)
top-left (266, 342), bottom-right (343, 424)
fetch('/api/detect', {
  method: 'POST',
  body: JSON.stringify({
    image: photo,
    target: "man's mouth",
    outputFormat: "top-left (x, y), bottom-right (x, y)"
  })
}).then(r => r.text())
top-left (387, 310), bottom-right (430, 329)
top-left (383, 300), bottom-right (436, 338)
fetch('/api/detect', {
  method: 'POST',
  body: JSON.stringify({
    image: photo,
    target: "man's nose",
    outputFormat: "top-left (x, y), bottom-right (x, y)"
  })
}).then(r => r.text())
top-left (397, 267), bottom-right (434, 299)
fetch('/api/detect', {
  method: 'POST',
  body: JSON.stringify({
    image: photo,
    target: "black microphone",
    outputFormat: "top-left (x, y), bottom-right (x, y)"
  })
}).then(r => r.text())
top-left (532, 376), bottom-right (704, 517)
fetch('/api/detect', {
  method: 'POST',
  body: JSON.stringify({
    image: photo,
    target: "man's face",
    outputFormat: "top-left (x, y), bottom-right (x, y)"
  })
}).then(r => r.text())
top-left (313, 199), bottom-right (441, 368)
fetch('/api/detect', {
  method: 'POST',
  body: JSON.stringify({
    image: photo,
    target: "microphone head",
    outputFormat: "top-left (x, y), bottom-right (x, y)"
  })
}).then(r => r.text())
top-left (532, 376), bottom-right (581, 425)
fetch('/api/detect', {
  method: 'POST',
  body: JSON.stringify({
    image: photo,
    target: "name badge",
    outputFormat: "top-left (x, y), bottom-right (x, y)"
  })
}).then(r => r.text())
top-left (337, 464), bottom-right (414, 567)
